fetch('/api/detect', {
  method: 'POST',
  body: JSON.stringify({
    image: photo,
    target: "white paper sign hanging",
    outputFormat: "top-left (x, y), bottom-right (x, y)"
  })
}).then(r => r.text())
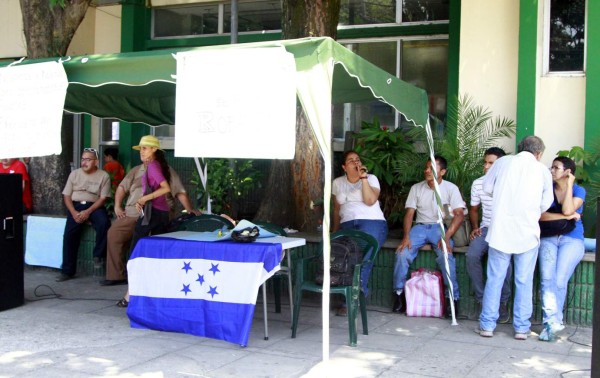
top-left (0, 61), bottom-right (68, 159)
top-left (174, 47), bottom-right (297, 159)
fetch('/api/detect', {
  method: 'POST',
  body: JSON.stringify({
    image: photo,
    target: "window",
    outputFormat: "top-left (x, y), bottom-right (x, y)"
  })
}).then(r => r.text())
top-left (153, 0), bottom-right (449, 38)
top-left (98, 118), bottom-right (120, 167)
top-left (153, 1), bottom-right (282, 39)
top-left (333, 38), bottom-right (448, 142)
top-left (545, 0), bottom-right (586, 73)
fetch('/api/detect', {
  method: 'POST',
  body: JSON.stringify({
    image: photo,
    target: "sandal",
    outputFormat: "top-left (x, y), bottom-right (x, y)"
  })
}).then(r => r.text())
top-left (116, 298), bottom-right (129, 308)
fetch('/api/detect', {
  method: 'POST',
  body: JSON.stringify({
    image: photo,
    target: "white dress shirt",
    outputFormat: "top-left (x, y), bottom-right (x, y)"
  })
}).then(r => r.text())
top-left (483, 151), bottom-right (554, 254)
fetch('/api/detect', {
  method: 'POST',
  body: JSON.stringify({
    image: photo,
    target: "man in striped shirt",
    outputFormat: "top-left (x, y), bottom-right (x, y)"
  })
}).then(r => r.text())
top-left (466, 147), bottom-right (512, 323)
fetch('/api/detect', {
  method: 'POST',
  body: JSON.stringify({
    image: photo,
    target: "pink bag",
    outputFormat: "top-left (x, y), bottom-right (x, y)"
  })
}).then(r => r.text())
top-left (405, 269), bottom-right (445, 318)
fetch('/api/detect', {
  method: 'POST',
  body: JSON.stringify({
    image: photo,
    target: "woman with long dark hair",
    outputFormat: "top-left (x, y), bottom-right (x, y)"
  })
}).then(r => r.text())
top-left (538, 156), bottom-right (585, 341)
top-left (116, 135), bottom-right (171, 307)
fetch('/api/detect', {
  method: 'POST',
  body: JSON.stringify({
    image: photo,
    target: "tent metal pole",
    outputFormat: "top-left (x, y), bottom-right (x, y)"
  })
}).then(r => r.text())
top-left (230, 0), bottom-right (238, 44)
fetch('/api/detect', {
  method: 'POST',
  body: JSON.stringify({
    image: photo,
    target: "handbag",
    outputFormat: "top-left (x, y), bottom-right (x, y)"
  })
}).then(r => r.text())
top-left (443, 218), bottom-right (471, 247)
top-left (539, 191), bottom-right (576, 237)
top-left (405, 268), bottom-right (445, 318)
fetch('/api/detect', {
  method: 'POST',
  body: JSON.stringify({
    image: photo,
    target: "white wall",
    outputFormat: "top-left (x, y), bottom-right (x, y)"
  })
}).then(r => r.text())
top-left (534, 1), bottom-right (586, 165)
top-left (68, 5), bottom-right (121, 56)
top-left (0, 3), bottom-right (121, 59)
top-left (0, 0), bottom-right (27, 58)
top-left (458, 0), bottom-right (520, 153)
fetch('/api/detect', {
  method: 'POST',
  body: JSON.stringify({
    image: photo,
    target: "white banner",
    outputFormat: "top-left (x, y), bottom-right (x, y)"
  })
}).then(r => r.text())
top-left (174, 47), bottom-right (297, 159)
top-left (0, 62), bottom-right (68, 159)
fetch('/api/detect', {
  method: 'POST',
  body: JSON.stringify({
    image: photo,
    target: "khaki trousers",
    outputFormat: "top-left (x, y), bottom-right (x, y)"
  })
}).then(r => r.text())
top-left (105, 216), bottom-right (138, 280)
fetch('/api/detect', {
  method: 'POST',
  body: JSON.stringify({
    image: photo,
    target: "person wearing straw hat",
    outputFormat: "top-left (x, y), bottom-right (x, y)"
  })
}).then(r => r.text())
top-left (116, 135), bottom-right (172, 307)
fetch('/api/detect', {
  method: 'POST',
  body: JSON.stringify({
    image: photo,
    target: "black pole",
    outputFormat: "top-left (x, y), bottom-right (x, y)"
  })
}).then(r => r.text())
top-left (592, 198), bottom-right (600, 375)
top-left (230, 0), bottom-right (238, 44)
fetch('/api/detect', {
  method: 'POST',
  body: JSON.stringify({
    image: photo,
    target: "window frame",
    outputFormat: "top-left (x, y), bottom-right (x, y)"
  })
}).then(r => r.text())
top-left (542, 0), bottom-right (587, 76)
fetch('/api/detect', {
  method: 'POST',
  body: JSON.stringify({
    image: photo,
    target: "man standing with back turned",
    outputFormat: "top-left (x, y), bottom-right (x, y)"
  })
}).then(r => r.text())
top-left (478, 136), bottom-right (553, 340)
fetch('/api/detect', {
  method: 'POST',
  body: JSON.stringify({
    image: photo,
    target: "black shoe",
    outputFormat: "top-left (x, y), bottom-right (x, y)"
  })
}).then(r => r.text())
top-left (445, 300), bottom-right (459, 319)
top-left (93, 257), bottom-right (103, 269)
top-left (498, 301), bottom-right (511, 324)
top-left (393, 292), bottom-right (406, 313)
top-left (99, 279), bottom-right (127, 286)
top-left (55, 274), bottom-right (74, 282)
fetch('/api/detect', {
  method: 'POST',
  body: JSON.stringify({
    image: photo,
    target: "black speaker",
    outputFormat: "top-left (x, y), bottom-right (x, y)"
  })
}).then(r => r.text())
top-left (0, 174), bottom-right (24, 311)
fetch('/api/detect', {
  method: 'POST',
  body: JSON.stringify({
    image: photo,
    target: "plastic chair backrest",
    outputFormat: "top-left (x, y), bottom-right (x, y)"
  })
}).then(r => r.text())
top-left (253, 220), bottom-right (288, 236)
top-left (177, 214), bottom-right (235, 232)
top-left (329, 229), bottom-right (380, 266)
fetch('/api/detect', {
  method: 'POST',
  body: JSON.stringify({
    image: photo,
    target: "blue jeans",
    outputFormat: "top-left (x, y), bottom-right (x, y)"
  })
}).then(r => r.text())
top-left (539, 236), bottom-right (584, 325)
top-left (466, 227), bottom-right (512, 303)
top-left (62, 203), bottom-right (110, 276)
top-left (480, 246), bottom-right (538, 333)
top-left (340, 219), bottom-right (388, 295)
top-left (393, 223), bottom-right (460, 300)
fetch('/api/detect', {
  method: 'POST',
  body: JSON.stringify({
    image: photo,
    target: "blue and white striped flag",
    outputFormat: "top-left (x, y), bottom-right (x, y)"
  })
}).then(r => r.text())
top-left (127, 236), bottom-right (282, 346)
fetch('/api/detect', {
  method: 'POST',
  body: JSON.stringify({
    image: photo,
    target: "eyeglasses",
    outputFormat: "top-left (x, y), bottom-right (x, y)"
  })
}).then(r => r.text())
top-left (345, 158), bottom-right (361, 165)
top-left (81, 158), bottom-right (96, 163)
top-left (83, 148), bottom-right (98, 159)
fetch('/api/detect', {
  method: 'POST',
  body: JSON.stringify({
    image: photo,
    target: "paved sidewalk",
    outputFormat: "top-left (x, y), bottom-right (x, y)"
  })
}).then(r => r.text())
top-left (0, 268), bottom-right (593, 377)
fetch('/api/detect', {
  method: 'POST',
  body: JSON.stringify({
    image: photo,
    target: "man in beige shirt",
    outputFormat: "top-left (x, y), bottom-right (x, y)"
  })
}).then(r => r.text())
top-left (58, 148), bottom-right (111, 282)
top-left (100, 164), bottom-right (199, 286)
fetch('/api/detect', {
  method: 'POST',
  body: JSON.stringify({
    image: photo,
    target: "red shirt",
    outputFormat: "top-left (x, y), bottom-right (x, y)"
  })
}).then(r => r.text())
top-left (0, 160), bottom-right (32, 212)
top-left (103, 160), bottom-right (125, 190)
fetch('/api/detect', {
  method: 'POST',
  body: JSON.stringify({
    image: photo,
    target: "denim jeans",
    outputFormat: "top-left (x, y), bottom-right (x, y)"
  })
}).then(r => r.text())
top-left (340, 219), bottom-right (388, 295)
top-left (466, 227), bottom-right (512, 303)
top-left (539, 236), bottom-right (584, 325)
top-left (62, 203), bottom-right (110, 276)
top-left (393, 223), bottom-right (460, 300)
top-left (480, 246), bottom-right (538, 333)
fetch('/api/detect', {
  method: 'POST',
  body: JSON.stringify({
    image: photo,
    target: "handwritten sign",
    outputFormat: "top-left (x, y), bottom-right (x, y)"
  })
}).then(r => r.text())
top-left (0, 62), bottom-right (68, 159)
top-left (174, 47), bottom-right (297, 159)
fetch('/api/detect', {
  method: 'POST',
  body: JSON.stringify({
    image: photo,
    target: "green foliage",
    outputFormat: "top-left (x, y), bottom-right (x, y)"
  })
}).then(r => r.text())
top-left (191, 159), bottom-right (262, 217)
top-left (556, 142), bottom-right (600, 210)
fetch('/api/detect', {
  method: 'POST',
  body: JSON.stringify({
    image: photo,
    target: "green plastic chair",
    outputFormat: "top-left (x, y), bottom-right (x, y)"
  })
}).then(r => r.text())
top-left (291, 229), bottom-right (379, 347)
top-left (177, 214), bottom-right (235, 232)
top-left (253, 220), bottom-right (290, 315)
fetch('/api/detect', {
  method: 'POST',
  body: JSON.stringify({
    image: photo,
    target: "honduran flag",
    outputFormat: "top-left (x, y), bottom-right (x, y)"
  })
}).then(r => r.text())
top-left (126, 236), bottom-right (282, 346)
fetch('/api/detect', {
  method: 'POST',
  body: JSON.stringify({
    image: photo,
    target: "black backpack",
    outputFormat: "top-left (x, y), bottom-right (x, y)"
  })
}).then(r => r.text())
top-left (315, 236), bottom-right (362, 286)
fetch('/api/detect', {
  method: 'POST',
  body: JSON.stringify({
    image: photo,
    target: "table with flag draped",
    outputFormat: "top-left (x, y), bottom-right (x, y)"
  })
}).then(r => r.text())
top-left (126, 234), bottom-right (289, 346)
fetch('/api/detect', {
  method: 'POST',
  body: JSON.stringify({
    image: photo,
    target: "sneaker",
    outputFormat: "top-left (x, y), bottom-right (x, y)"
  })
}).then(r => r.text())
top-left (99, 279), bottom-right (127, 286)
top-left (477, 328), bottom-right (494, 338)
top-left (445, 300), bottom-right (459, 319)
top-left (538, 323), bottom-right (563, 342)
top-left (498, 302), bottom-right (510, 324)
top-left (93, 257), bottom-right (102, 269)
top-left (514, 331), bottom-right (529, 340)
top-left (392, 292), bottom-right (406, 313)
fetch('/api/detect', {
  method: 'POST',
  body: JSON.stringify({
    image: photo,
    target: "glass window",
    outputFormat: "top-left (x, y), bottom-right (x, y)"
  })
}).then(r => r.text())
top-left (401, 39), bottom-right (448, 122)
top-left (548, 0), bottom-right (585, 72)
top-left (224, 1), bottom-right (281, 33)
top-left (402, 0), bottom-right (449, 23)
top-left (154, 4), bottom-right (220, 38)
top-left (339, 0), bottom-right (396, 26)
top-left (333, 38), bottom-right (448, 143)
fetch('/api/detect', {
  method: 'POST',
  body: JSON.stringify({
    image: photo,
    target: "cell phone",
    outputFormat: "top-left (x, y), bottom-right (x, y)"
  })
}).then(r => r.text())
top-left (140, 208), bottom-right (145, 218)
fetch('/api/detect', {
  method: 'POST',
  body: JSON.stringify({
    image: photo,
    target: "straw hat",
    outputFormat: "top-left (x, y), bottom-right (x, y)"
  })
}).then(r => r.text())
top-left (132, 135), bottom-right (162, 150)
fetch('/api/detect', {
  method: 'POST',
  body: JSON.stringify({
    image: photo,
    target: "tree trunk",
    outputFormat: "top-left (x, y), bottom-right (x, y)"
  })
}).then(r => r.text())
top-left (255, 0), bottom-right (340, 231)
top-left (19, 0), bottom-right (90, 215)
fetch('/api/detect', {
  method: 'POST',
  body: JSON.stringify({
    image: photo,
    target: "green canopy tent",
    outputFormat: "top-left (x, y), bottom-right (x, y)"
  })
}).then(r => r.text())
top-left (2, 37), bottom-right (440, 358)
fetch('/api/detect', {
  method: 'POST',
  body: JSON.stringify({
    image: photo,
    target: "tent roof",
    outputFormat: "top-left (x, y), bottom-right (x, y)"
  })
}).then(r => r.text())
top-left (2, 37), bottom-right (428, 127)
